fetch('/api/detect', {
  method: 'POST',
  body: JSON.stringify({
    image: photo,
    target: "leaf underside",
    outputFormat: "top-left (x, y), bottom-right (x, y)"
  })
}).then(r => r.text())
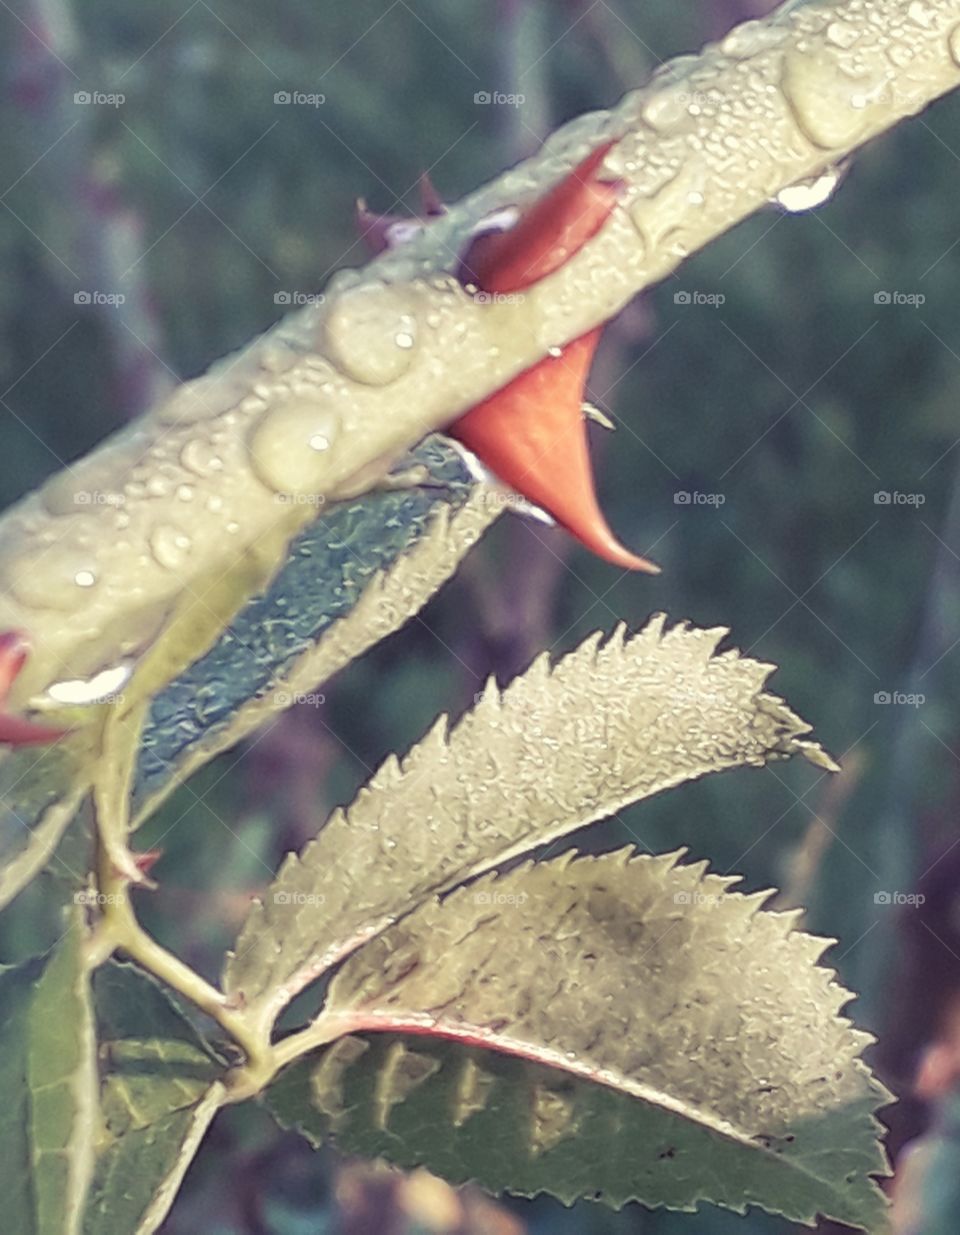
top-left (226, 615), bottom-right (835, 1023)
top-left (131, 435), bottom-right (490, 822)
top-left (0, 910), bottom-right (97, 1235)
top-left (267, 850), bottom-right (891, 1232)
top-left (82, 963), bottom-right (225, 1235)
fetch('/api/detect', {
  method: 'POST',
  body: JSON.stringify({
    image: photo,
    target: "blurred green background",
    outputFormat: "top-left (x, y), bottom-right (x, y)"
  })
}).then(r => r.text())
top-left (3, 0), bottom-right (960, 1231)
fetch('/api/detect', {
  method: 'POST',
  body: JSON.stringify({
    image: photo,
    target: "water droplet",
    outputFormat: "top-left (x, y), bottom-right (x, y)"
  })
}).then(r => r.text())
top-left (146, 474), bottom-right (170, 499)
top-left (949, 23), bottom-right (960, 67)
top-left (721, 19), bottom-right (788, 58)
top-left (247, 399), bottom-right (342, 496)
top-left (180, 438), bottom-right (224, 477)
top-left (547, 345), bottom-right (563, 358)
top-left (825, 21), bottom-right (859, 50)
top-left (4, 550), bottom-right (99, 610)
top-left (907, 0), bottom-right (935, 28)
top-left (46, 662), bottom-right (132, 706)
top-left (240, 395), bottom-right (268, 415)
top-left (150, 524), bottom-right (193, 570)
top-left (323, 285), bottom-right (419, 386)
top-left (775, 164), bottom-right (844, 212)
top-left (640, 87), bottom-right (690, 132)
top-left (259, 342), bottom-right (297, 374)
top-left (160, 377), bottom-right (238, 425)
top-left (176, 484), bottom-right (195, 502)
top-left (887, 44), bottom-right (914, 68)
top-left (628, 163), bottom-right (702, 254)
top-left (781, 47), bottom-right (872, 149)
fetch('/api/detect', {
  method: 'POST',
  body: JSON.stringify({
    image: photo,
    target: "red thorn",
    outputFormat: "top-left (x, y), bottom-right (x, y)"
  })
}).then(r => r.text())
top-left (457, 139), bottom-right (621, 292)
top-left (451, 139), bottom-right (656, 572)
top-left (132, 849), bottom-right (163, 878)
top-left (0, 629), bottom-right (69, 748)
top-left (0, 630), bottom-right (29, 698)
top-left (452, 329), bottom-right (658, 573)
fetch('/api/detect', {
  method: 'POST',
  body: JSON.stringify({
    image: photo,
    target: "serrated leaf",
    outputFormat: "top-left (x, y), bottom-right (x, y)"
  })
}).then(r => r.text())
top-left (82, 963), bottom-right (226, 1235)
top-left (0, 909), bottom-right (97, 1235)
top-left (266, 851), bottom-right (890, 1232)
top-left (226, 616), bottom-right (834, 1027)
top-left (131, 436), bottom-right (492, 824)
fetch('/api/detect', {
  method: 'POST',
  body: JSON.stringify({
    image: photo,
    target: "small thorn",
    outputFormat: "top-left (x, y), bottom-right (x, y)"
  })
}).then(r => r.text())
top-left (418, 172), bottom-right (446, 218)
top-left (132, 848), bottom-right (163, 878)
top-left (583, 402), bottom-right (615, 431)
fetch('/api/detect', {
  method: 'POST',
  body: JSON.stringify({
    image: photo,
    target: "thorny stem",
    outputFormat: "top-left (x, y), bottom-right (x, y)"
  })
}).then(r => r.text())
top-left (81, 699), bottom-right (277, 1088)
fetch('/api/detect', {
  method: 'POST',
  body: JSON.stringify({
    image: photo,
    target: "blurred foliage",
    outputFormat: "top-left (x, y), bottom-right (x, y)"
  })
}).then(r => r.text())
top-left (2, 0), bottom-right (960, 1231)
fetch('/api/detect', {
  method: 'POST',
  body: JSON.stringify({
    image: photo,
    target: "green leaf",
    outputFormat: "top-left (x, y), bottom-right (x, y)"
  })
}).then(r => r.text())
top-left (266, 851), bottom-right (891, 1232)
top-left (131, 436), bottom-right (493, 824)
top-left (82, 963), bottom-right (226, 1235)
top-left (0, 909), bottom-right (98, 1235)
top-left (0, 731), bottom-right (98, 911)
top-left (226, 616), bottom-right (835, 1029)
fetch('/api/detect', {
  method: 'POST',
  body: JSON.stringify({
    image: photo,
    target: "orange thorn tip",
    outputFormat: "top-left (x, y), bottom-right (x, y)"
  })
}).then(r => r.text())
top-left (0, 629), bottom-right (69, 748)
top-left (450, 330), bottom-right (657, 573)
top-left (449, 139), bottom-right (657, 574)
